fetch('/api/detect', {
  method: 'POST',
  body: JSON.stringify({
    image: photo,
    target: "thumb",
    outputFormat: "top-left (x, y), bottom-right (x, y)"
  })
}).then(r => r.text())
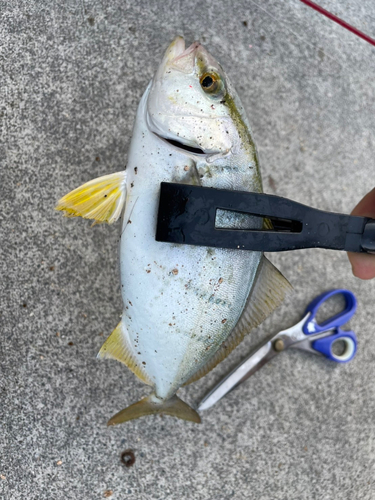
top-left (347, 188), bottom-right (375, 280)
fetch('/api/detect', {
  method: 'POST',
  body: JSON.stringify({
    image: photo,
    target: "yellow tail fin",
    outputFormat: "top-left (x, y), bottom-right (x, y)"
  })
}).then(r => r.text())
top-left (55, 171), bottom-right (127, 224)
top-left (107, 394), bottom-right (201, 426)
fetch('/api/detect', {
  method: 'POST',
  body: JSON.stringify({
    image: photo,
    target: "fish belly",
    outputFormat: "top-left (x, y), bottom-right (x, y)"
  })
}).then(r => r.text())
top-left (119, 114), bottom-right (261, 400)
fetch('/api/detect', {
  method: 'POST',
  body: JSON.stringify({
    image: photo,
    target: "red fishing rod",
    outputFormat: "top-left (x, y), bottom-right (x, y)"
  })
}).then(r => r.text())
top-left (300, 0), bottom-right (375, 46)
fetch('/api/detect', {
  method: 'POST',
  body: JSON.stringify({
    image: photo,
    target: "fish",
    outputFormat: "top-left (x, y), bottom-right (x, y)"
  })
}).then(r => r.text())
top-left (56, 36), bottom-right (292, 425)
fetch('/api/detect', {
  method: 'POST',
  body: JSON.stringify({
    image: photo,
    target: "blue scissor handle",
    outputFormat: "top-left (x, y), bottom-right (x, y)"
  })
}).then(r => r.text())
top-left (302, 289), bottom-right (357, 336)
top-left (312, 328), bottom-right (357, 363)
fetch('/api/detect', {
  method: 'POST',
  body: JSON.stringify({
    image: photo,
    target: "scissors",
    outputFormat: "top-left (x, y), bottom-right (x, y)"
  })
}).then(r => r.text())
top-left (198, 289), bottom-right (357, 412)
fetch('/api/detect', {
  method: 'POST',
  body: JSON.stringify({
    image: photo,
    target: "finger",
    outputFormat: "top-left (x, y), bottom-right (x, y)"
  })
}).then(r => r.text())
top-left (351, 187), bottom-right (375, 218)
top-left (347, 187), bottom-right (375, 279)
top-left (347, 252), bottom-right (375, 280)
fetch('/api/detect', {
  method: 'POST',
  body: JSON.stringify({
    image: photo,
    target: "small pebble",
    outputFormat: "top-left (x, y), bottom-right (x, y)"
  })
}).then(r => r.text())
top-left (121, 450), bottom-right (136, 467)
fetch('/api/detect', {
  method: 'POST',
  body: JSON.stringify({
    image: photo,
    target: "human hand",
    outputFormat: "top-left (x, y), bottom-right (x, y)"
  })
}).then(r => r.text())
top-left (347, 188), bottom-right (375, 280)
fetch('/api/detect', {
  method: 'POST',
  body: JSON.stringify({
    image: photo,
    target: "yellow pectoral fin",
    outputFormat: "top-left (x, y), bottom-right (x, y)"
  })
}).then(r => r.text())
top-left (55, 171), bottom-right (127, 224)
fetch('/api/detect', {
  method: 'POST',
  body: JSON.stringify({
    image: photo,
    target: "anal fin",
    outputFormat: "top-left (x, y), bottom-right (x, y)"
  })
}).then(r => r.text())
top-left (55, 171), bottom-right (127, 224)
top-left (185, 256), bottom-right (292, 385)
top-left (98, 322), bottom-right (152, 385)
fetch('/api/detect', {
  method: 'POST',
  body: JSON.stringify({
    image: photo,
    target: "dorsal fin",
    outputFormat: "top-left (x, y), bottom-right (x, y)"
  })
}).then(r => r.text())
top-left (97, 321), bottom-right (152, 385)
top-left (185, 256), bottom-right (292, 385)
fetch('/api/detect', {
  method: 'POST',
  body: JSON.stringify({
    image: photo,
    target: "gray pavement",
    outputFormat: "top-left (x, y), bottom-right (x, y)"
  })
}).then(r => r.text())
top-left (1, 1), bottom-right (375, 499)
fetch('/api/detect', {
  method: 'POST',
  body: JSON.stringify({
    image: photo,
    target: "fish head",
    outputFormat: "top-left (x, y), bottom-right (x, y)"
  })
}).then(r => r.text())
top-left (147, 37), bottom-right (245, 159)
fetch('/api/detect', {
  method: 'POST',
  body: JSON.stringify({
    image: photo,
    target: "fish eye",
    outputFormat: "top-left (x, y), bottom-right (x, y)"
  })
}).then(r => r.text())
top-left (199, 72), bottom-right (224, 97)
top-left (201, 75), bottom-right (214, 89)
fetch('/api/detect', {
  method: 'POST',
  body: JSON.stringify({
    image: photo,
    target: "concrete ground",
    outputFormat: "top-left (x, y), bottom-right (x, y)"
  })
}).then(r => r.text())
top-left (1, 1), bottom-right (375, 499)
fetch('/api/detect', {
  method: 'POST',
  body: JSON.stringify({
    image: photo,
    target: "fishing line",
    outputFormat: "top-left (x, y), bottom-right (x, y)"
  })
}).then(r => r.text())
top-left (245, 0), bottom-right (344, 67)
top-left (233, 0), bottom-right (374, 223)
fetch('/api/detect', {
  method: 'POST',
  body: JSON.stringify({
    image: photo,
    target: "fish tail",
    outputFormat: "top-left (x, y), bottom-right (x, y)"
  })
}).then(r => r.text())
top-left (107, 394), bottom-right (201, 426)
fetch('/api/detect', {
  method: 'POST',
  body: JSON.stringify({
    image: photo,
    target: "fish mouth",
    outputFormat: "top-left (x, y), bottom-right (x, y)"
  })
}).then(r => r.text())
top-left (170, 40), bottom-right (201, 73)
top-left (159, 36), bottom-right (200, 74)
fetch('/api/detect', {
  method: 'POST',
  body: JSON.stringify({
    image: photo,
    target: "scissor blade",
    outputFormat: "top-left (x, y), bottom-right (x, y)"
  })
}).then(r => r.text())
top-left (198, 340), bottom-right (277, 411)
